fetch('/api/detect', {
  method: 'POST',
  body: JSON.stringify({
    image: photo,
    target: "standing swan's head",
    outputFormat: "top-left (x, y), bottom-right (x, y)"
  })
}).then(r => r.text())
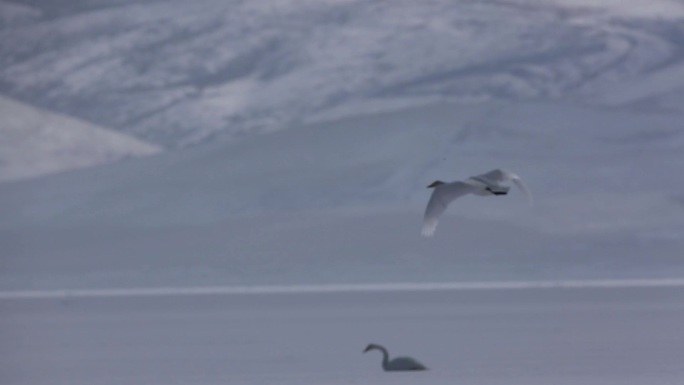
top-left (427, 180), bottom-right (446, 188)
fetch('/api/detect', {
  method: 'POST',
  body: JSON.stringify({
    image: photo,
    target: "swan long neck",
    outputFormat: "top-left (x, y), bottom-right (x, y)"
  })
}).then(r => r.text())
top-left (376, 345), bottom-right (390, 368)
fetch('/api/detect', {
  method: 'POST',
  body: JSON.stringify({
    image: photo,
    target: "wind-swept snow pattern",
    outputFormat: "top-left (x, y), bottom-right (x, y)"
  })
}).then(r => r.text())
top-left (0, 96), bottom-right (161, 181)
top-left (1, 0), bottom-right (684, 147)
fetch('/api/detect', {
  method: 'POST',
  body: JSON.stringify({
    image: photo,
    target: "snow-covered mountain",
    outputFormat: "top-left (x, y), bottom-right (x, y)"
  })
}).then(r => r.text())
top-left (2, 0), bottom-right (684, 149)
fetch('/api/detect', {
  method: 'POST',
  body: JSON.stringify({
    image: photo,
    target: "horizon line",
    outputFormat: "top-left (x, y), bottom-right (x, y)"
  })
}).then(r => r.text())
top-left (2, 278), bottom-right (684, 300)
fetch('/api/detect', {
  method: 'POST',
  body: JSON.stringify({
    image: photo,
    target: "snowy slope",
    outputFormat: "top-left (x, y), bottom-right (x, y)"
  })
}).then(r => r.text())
top-left (1, 0), bottom-right (683, 290)
top-left (0, 95), bottom-right (161, 181)
top-left (1, 0), bottom-right (684, 148)
top-left (0, 1), bottom-right (41, 28)
top-left (1, 101), bottom-right (683, 290)
top-left (1, 101), bottom-right (682, 229)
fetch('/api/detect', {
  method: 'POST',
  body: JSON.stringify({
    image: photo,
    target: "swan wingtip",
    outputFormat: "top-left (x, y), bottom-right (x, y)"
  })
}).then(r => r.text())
top-left (420, 228), bottom-right (435, 237)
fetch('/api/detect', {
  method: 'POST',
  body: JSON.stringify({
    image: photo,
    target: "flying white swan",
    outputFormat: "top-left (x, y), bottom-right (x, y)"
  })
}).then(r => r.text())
top-left (421, 169), bottom-right (533, 237)
top-left (363, 343), bottom-right (427, 371)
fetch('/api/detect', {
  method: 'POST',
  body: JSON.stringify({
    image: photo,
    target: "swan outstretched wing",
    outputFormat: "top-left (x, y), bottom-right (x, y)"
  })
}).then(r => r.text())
top-left (421, 181), bottom-right (476, 237)
top-left (474, 169), bottom-right (513, 184)
top-left (476, 169), bottom-right (533, 206)
top-left (510, 175), bottom-right (533, 206)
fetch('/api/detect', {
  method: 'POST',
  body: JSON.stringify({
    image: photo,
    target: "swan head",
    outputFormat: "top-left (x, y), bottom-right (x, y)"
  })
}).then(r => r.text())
top-left (427, 180), bottom-right (446, 188)
top-left (363, 343), bottom-right (380, 353)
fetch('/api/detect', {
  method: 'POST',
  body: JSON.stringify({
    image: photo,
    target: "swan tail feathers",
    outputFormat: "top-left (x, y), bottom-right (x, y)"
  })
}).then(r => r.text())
top-left (421, 219), bottom-right (438, 237)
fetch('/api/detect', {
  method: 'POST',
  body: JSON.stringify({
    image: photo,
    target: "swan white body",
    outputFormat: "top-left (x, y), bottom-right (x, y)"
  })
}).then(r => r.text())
top-left (421, 169), bottom-right (533, 237)
top-left (363, 343), bottom-right (427, 371)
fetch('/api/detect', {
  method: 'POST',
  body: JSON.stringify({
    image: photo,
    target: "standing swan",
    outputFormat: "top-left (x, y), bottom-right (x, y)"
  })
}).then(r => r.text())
top-left (363, 343), bottom-right (427, 371)
top-left (422, 169), bottom-right (533, 237)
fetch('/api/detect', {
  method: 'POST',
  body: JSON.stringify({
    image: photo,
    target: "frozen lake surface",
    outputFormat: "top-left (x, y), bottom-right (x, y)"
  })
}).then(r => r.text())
top-left (3, 284), bottom-right (684, 385)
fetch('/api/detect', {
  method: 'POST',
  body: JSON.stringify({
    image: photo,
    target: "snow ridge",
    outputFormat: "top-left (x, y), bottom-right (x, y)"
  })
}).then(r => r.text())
top-left (1, 0), bottom-right (683, 148)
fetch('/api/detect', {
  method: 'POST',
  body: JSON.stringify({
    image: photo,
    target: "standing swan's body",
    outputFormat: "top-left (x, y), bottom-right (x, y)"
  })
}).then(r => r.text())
top-left (363, 343), bottom-right (427, 371)
top-left (422, 169), bottom-right (533, 237)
